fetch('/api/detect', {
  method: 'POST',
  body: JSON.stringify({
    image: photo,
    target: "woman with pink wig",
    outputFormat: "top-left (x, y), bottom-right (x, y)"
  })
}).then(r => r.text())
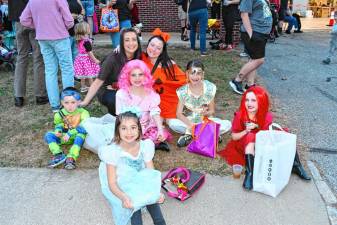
top-left (116, 59), bottom-right (171, 151)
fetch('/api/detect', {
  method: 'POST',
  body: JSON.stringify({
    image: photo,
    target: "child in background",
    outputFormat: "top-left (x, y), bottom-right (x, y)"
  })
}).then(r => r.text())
top-left (45, 87), bottom-right (90, 169)
top-left (116, 59), bottom-right (171, 151)
top-left (169, 59), bottom-right (231, 147)
top-left (98, 110), bottom-right (166, 225)
top-left (323, 13), bottom-right (337, 65)
top-left (219, 86), bottom-right (310, 191)
top-left (74, 21), bottom-right (100, 93)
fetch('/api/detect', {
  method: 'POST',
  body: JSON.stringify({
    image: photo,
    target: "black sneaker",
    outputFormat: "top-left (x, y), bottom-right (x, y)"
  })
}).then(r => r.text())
top-left (294, 30), bottom-right (303, 33)
top-left (155, 141), bottom-right (170, 152)
top-left (322, 58), bottom-right (331, 65)
top-left (229, 79), bottom-right (244, 95)
top-left (244, 83), bottom-right (256, 91)
top-left (177, 134), bottom-right (192, 147)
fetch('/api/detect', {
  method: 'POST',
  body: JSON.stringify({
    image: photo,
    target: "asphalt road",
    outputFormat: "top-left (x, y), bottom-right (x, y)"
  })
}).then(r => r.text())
top-left (259, 30), bottom-right (337, 195)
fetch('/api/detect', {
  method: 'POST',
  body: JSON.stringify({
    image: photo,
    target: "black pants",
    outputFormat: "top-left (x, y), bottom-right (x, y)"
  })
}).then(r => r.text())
top-left (131, 203), bottom-right (166, 225)
top-left (222, 5), bottom-right (239, 45)
top-left (211, 3), bottom-right (221, 19)
top-left (97, 89), bottom-right (117, 116)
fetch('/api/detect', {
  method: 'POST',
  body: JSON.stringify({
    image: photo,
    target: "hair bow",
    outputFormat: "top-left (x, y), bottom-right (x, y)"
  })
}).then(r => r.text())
top-left (120, 106), bottom-right (142, 118)
top-left (152, 28), bottom-right (171, 43)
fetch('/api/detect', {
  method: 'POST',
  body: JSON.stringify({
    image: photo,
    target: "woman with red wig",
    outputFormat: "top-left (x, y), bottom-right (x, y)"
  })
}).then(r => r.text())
top-left (219, 86), bottom-right (310, 191)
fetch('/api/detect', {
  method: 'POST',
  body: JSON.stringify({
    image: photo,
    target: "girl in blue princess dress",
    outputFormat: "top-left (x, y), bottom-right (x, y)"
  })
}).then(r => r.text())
top-left (98, 110), bottom-right (166, 225)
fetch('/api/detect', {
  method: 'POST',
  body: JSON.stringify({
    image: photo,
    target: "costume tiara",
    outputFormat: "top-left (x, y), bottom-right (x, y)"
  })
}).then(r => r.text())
top-left (152, 28), bottom-right (170, 43)
top-left (61, 89), bottom-right (81, 101)
top-left (120, 106), bottom-right (142, 118)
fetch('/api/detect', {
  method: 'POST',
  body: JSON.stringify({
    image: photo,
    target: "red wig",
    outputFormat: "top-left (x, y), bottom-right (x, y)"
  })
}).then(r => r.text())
top-left (239, 86), bottom-right (270, 129)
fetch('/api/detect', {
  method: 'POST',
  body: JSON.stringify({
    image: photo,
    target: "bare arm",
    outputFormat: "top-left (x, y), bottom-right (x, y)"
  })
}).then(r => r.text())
top-left (88, 51), bottom-right (100, 64)
top-left (241, 12), bottom-right (253, 37)
top-left (81, 78), bottom-right (104, 106)
top-left (128, 0), bottom-right (136, 9)
top-left (231, 123), bottom-right (257, 140)
top-left (153, 114), bottom-right (165, 142)
top-left (106, 164), bottom-right (133, 208)
top-left (176, 99), bottom-right (193, 129)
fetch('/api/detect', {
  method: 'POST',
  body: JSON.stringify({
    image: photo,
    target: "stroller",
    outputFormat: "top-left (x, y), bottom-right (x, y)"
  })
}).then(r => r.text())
top-left (196, 19), bottom-right (221, 40)
top-left (0, 35), bottom-right (16, 71)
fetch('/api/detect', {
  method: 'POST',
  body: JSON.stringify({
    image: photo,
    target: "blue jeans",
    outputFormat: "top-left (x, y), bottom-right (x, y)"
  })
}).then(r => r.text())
top-left (110, 20), bottom-right (132, 48)
top-left (189, 8), bottom-right (208, 53)
top-left (38, 38), bottom-right (74, 109)
top-left (285, 15), bottom-right (298, 31)
top-left (69, 36), bottom-right (78, 62)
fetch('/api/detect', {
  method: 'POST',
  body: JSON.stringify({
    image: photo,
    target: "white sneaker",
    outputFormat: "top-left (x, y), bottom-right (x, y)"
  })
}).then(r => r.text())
top-left (239, 52), bottom-right (249, 57)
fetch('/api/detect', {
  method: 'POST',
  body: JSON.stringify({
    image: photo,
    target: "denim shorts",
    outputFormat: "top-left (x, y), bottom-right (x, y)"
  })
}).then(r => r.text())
top-left (241, 31), bottom-right (268, 59)
top-left (81, 0), bottom-right (94, 17)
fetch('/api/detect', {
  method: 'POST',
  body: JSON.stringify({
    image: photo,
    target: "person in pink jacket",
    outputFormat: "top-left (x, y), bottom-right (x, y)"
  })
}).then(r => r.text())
top-left (20, 0), bottom-right (75, 112)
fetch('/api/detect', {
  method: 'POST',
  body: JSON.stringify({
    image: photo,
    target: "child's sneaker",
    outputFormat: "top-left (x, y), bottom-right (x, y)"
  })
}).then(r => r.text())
top-left (48, 153), bottom-right (66, 168)
top-left (177, 134), bottom-right (192, 147)
top-left (64, 157), bottom-right (76, 170)
top-left (322, 58), bottom-right (331, 65)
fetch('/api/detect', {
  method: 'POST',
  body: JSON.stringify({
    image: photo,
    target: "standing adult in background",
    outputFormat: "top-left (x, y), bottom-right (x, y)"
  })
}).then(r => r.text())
top-left (177, 0), bottom-right (189, 41)
top-left (20, 0), bottom-right (75, 112)
top-left (80, 0), bottom-right (94, 38)
top-left (229, 0), bottom-right (272, 94)
top-left (8, 0), bottom-right (48, 107)
top-left (221, 0), bottom-right (240, 51)
top-left (67, 0), bottom-right (85, 61)
top-left (211, 0), bottom-right (221, 19)
top-left (189, 0), bottom-right (209, 56)
top-left (108, 0), bottom-right (136, 49)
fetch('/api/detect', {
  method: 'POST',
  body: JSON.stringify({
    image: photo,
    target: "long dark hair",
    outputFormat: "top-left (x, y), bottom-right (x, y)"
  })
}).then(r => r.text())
top-left (118, 28), bottom-right (142, 65)
top-left (113, 111), bottom-right (142, 144)
top-left (147, 36), bottom-right (177, 81)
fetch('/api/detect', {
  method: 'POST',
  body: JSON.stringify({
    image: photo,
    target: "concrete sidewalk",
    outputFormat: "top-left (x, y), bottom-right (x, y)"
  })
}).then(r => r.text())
top-left (0, 167), bottom-right (329, 225)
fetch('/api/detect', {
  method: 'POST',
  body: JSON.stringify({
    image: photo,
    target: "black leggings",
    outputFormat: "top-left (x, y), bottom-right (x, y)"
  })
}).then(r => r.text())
top-left (222, 5), bottom-right (240, 45)
top-left (131, 203), bottom-right (166, 225)
top-left (97, 89), bottom-right (117, 116)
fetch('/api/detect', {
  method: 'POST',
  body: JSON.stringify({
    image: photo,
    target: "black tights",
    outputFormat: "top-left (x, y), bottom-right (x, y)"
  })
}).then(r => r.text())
top-left (131, 203), bottom-right (166, 225)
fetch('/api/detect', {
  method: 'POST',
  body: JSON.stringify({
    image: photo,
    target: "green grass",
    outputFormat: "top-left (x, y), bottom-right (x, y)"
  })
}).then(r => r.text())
top-left (0, 47), bottom-right (243, 175)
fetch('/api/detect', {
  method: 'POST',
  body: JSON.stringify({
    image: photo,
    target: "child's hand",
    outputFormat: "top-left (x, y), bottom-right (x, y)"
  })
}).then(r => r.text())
top-left (157, 128), bottom-right (165, 142)
top-left (122, 196), bottom-right (133, 209)
top-left (63, 134), bottom-right (70, 142)
top-left (55, 131), bottom-right (62, 137)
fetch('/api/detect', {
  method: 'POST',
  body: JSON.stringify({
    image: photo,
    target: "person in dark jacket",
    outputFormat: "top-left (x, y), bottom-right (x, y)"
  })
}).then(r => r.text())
top-left (8, 0), bottom-right (48, 107)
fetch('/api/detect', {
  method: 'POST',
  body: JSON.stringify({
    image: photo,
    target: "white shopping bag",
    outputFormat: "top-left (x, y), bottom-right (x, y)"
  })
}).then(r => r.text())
top-left (82, 114), bottom-right (116, 154)
top-left (253, 123), bottom-right (296, 197)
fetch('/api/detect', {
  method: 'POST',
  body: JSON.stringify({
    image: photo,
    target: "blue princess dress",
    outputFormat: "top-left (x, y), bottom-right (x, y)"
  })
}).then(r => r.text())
top-left (98, 139), bottom-right (161, 225)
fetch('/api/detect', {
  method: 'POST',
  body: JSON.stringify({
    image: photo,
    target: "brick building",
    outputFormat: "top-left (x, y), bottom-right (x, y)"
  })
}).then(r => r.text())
top-left (138, 0), bottom-right (241, 46)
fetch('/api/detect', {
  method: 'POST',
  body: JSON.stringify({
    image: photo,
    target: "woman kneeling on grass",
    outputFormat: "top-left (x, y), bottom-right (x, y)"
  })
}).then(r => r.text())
top-left (219, 86), bottom-right (311, 191)
top-left (169, 59), bottom-right (231, 147)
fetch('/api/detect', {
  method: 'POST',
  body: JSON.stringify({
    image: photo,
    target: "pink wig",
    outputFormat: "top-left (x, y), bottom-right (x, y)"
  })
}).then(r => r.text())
top-left (118, 59), bottom-right (154, 92)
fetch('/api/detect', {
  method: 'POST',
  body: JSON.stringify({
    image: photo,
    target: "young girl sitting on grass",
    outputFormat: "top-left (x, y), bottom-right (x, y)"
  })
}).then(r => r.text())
top-left (116, 59), bottom-right (171, 151)
top-left (168, 59), bottom-right (231, 147)
top-left (219, 86), bottom-right (311, 191)
top-left (98, 110), bottom-right (166, 225)
top-left (74, 21), bottom-right (100, 92)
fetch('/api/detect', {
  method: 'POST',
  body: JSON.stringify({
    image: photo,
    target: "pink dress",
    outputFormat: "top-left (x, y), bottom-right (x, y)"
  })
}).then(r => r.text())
top-left (74, 39), bottom-right (100, 79)
top-left (116, 89), bottom-right (171, 144)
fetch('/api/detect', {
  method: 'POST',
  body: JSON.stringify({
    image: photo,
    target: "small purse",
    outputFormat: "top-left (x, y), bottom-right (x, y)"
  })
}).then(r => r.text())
top-left (162, 167), bottom-right (205, 201)
top-left (100, 7), bottom-right (119, 33)
top-left (187, 117), bottom-right (220, 158)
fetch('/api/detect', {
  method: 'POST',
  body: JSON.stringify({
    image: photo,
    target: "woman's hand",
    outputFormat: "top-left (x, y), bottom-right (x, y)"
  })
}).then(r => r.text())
top-left (122, 196), bottom-right (133, 209)
top-left (245, 122), bottom-right (258, 132)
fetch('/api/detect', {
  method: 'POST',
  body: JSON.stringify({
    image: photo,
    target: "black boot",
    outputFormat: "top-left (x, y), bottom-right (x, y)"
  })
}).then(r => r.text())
top-left (155, 141), bottom-right (170, 152)
top-left (181, 27), bottom-right (185, 41)
top-left (292, 152), bottom-right (311, 181)
top-left (243, 154), bottom-right (254, 190)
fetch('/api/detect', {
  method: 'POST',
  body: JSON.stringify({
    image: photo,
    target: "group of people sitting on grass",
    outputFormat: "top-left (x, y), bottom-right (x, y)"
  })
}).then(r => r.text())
top-left (43, 26), bottom-right (311, 225)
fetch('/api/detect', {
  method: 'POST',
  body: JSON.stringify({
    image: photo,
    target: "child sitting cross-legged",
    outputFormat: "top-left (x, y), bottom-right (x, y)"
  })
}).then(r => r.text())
top-left (45, 87), bottom-right (90, 169)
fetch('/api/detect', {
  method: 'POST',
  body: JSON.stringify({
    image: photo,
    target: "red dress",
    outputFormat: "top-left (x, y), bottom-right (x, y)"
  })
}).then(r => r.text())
top-left (218, 111), bottom-right (273, 166)
top-left (142, 53), bottom-right (187, 119)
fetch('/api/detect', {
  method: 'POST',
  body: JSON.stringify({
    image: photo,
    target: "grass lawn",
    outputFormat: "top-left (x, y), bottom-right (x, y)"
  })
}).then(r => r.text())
top-left (0, 47), bottom-right (244, 175)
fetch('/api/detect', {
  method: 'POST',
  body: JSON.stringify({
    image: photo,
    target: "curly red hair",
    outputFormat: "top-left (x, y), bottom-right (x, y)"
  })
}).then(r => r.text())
top-left (239, 86), bottom-right (270, 129)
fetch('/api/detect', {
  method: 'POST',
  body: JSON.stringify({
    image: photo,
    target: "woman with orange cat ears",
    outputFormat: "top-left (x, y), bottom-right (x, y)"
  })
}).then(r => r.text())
top-left (142, 28), bottom-right (187, 124)
top-left (44, 87), bottom-right (90, 170)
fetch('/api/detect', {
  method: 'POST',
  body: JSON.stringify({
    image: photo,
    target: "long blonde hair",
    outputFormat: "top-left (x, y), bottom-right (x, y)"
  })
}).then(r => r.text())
top-left (74, 21), bottom-right (90, 41)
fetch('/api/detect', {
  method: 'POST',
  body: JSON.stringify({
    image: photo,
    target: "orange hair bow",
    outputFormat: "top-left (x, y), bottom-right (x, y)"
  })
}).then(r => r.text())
top-left (152, 28), bottom-right (171, 43)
